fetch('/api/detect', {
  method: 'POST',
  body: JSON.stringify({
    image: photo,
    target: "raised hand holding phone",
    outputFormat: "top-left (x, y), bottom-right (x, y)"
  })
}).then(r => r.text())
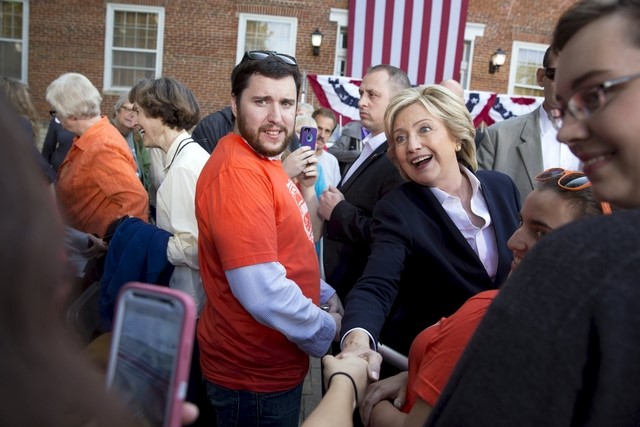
top-left (106, 282), bottom-right (196, 427)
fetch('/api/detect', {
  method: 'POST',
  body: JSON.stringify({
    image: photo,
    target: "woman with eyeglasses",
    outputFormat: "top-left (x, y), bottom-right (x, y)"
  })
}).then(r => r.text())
top-left (350, 168), bottom-right (611, 427)
top-left (422, 1), bottom-right (640, 425)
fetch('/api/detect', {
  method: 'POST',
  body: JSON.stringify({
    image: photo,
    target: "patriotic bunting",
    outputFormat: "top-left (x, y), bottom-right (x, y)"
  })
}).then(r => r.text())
top-left (307, 74), bottom-right (543, 128)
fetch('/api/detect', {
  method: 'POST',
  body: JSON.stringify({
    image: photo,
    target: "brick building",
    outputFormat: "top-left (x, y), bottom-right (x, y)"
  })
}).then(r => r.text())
top-left (2, 0), bottom-right (575, 128)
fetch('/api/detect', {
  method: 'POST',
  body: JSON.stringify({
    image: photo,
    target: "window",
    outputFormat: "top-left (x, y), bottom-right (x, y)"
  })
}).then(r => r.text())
top-left (104, 4), bottom-right (164, 91)
top-left (461, 23), bottom-right (485, 90)
top-left (330, 8), bottom-right (348, 76)
top-left (236, 14), bottom-right (297, 64)
top-left (0, 0), bottom-right (28, 81)
top-left (508, 42), bottom-right (548, 96)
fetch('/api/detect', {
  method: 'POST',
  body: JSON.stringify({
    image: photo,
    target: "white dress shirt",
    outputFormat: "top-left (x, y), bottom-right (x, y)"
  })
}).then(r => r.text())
top-left (340, 132), bottom-right (387, 184)
top-left (539, 107), bottom-right (582, 172)
top-left (431, 168), bottom-right (499, 280)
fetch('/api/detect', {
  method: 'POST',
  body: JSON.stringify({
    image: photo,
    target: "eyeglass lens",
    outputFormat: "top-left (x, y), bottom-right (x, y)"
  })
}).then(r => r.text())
top-left (536, 168), bottom-right (565, 181)
top-left (545, 68), bottom-right (556, 81)
top-left (559, 174), bottom-right (589, 188)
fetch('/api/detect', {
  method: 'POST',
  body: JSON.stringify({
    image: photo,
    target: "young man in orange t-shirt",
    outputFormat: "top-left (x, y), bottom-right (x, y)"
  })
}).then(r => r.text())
top-left (195, 51), bottom-right (343, 427)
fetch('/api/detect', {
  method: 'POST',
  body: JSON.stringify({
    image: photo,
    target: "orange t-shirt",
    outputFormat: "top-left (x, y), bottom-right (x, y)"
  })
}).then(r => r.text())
top-left (403, 290), bottom-right (499, 410)
top-left (56, 116), bottom-right (148, 237)
top-left (195, 133), bottom-right (320, 392)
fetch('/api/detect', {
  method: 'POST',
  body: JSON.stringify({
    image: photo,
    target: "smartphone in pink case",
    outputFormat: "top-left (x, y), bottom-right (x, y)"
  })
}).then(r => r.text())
top-left (106, 282), bottom-right (196, 427)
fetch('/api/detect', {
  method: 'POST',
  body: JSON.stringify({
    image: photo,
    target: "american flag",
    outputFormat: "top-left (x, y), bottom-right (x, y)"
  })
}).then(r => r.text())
top-left (347, 0), bottom-right (469, 85)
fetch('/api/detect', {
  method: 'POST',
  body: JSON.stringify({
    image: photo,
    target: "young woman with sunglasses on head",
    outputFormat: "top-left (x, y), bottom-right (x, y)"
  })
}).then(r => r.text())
top-left (352, 168), bottom-right (612, 427)
top-left (424, 1), bottom-right (640, 425)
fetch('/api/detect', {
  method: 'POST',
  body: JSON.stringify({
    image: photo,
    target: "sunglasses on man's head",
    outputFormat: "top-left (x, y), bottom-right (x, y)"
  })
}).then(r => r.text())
top-left (544, 67), bottom-right (556, 81)
top-left (243, 50), bottom-right (297, 66)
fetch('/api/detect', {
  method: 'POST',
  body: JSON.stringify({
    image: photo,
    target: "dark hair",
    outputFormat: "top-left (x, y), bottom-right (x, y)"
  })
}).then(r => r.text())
top-left (552, 0), bottom-right (640, 53)
top-left (231, 54), bottom-right (302, 103)
top-left (542, 47), bottom-right (554, 69)
top-left (128, 77), bottom-right (201, 131)
top-left (0, 94), bottom-right (137, 426)
top-left (367, 64), bottom-right (412, 95)
top-left (312, 107), bottom-right (337, 130)
top-left (536, 173), bottom-right (608, 218)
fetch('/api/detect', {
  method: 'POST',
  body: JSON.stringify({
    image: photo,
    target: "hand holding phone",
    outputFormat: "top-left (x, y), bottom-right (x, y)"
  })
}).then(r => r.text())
top-left (106, 282), bottom-right (196, 427)
top-left (300, 126), bottom-right (317, 151)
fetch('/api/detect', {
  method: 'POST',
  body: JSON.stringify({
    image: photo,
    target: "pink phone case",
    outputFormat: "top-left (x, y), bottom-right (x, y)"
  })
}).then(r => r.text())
top-left (106, 282), bottom-right (196, 427)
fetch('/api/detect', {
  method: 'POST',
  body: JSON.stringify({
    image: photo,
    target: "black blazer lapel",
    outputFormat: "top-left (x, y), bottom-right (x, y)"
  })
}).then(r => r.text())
top-left (338, 142), bottom-right (389, 190)
top-left (477, 171), bottom-right (520, 284)
top-left (406, 183), bottom-right (485, 270)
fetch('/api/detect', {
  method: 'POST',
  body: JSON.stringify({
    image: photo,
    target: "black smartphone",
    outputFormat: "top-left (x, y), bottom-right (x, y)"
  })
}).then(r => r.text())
top-left (300, 126), bottom-right (317, 150)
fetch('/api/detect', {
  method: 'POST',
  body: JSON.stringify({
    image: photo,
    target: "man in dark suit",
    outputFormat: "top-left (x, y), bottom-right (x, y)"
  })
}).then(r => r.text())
top-left (319, 64), bottom-right (410, 302)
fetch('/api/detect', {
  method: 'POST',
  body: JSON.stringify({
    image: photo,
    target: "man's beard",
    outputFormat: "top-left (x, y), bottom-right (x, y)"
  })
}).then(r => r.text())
top-left (236, 111), bottom-right (292, 157)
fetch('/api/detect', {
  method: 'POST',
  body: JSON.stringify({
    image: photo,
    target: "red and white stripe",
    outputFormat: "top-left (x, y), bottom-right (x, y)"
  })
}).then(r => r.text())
top-left (347, 0), bottom-right (469, 85)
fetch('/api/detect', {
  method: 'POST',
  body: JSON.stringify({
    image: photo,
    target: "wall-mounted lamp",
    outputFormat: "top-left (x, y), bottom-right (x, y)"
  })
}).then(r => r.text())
top-left (311, 28), bottom-right (323, 56)
top-left (489, 48), bottom-right (507, 74)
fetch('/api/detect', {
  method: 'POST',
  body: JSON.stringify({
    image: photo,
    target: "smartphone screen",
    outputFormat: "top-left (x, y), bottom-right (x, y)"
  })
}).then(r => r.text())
top-left (300, 126), bottom-right (317, 150)
top-left (106, 283), bottom-right (195, 427)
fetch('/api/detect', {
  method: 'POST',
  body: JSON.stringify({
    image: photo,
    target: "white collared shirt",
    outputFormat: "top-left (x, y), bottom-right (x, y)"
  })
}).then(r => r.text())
top-left (431, 168), bottom-right (498, 280)
top-left (539, 107), bottom-right (582, 171)
top-left (340, 132), bottom-right (387, 184)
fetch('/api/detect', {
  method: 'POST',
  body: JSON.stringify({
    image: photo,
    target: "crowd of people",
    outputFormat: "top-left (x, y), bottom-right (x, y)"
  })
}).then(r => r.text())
top-left (2, 0), bottom-right (640, 426)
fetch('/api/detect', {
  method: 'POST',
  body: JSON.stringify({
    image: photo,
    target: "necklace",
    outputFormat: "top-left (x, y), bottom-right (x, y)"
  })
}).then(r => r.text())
top-left (166, 137), bottom-right (195, 170)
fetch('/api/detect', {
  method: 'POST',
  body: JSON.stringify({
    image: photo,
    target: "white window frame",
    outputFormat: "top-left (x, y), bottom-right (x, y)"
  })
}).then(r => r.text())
top-left (0, 0), bottom-right (29, 82)
top-left (236, 14), bottom-right (297, 64)
top-left (104, 3), bottom-right (165, 91)
top-left (507, 41), bottom-right (548, 96)
top-left (330, 8), bottom-right (348, 76)
top-left (461, 22), bottom-right (485, 90)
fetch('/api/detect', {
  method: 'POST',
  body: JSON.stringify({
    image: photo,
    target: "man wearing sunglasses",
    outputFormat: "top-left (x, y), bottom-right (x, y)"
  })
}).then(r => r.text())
top-left (194, 50), bottom-right (343, 427)
top-left (477, 47), bottom-right (581, 201)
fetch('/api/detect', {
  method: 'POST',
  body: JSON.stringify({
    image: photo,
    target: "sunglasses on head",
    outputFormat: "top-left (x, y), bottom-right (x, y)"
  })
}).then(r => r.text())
top-left (243, 50), bottom-right (297, 66)
top-left (544, 67), bottom-right (556, 81)
top-left (535, 168), bottom-right (612, 214)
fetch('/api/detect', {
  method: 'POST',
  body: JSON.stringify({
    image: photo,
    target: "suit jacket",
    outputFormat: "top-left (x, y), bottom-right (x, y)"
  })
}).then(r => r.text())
top-left (323, 140), bottom-right (405, 301)
top-left (341, 170), bottom-right (521, 357)
top-left (477, 106), bottom-right (543, 201)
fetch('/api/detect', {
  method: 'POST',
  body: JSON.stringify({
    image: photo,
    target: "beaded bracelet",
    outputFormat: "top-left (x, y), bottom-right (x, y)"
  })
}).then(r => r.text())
top-left (327, 371), bottom-right (359, 405)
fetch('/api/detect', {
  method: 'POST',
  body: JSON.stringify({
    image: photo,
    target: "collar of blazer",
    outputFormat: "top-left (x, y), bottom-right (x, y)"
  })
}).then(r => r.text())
top-left (338, 141), bottom-right (389, 189)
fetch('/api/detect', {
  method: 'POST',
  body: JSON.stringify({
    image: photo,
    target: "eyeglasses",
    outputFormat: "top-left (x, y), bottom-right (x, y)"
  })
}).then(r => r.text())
top-left (535, 168), bottom-right (612, 214)
top-left (243, 50), bottom-right (297, 66)
top-left (554, 72), bottom-right (640, 127)
top-left (120, 105), bottom-right (136, 113)
top-left (544, 67), bottom-right (556, 81)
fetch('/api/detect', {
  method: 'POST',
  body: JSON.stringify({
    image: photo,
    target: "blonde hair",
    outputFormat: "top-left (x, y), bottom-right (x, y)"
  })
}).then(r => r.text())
top-left (384, 85), bottom-right (477, 180)
top-left (295, 114), bottom-right (317, 136)
top-left (45, 73), bottom-right (102, 120)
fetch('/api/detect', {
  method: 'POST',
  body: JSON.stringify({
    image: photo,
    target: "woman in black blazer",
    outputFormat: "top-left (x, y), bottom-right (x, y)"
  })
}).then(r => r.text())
top-left (339, 85), bottom-right (521, 376)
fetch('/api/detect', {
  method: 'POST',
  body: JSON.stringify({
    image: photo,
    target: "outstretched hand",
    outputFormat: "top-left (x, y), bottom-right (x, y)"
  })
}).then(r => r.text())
top-left (360, 371), bottom-right (408, 425)
top-left (338, 330), bottom-right (383, 382)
